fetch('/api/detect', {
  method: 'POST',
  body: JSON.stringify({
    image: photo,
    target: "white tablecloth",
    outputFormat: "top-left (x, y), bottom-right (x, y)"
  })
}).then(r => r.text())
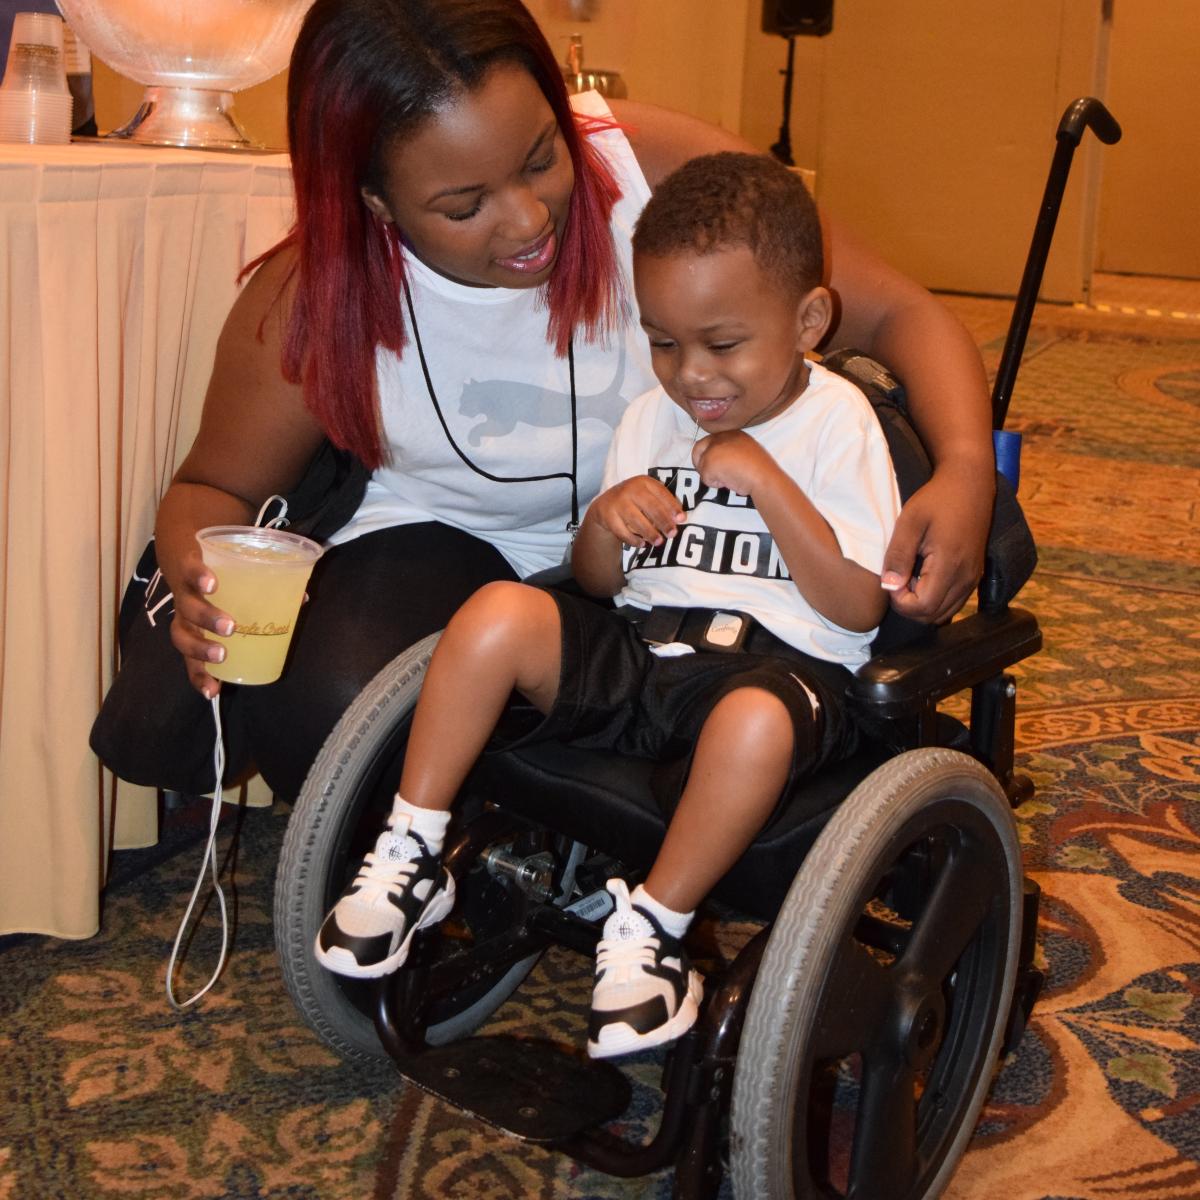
top-left (0, 142), bottom-right (294, 938)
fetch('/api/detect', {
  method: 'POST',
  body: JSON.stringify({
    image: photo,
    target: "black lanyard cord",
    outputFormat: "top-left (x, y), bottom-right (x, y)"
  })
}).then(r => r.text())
top-left (402, 278), bottom-right (580, 533)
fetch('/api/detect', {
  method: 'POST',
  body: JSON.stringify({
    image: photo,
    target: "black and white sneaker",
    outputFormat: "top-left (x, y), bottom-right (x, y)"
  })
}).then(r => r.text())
top-left (314, 815), bottom-right (455, 980)
top-left (586, 879), bottom-right (704, 1059)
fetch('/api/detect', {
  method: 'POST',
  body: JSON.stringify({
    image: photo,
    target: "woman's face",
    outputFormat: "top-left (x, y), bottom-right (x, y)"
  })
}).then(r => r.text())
top-left (364, 62), bottom-right (575, 289)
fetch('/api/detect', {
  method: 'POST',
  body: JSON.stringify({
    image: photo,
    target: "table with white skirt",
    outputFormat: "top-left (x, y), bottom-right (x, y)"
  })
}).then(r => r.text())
top-left (0, 142), bottom-right (294, 939)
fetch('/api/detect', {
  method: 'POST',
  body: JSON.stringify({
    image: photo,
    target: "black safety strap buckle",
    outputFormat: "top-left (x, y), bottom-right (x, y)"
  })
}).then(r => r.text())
top-left (696, 611), bottom-right (752, 653)
top-left (635, 606), bottom-right (684, 646)
top-left (637, 607), bottom-right (754, 655)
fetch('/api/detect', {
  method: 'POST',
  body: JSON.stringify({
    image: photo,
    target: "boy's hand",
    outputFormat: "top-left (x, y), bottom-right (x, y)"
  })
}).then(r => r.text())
top-left (692, 431), bottom-right (776, 497)
top-left (588, 475), bottom-right (687, 548)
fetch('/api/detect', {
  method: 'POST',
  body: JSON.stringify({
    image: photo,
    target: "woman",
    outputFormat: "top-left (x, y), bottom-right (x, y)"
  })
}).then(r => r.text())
top-left (93, 0), bottom-right (994, 801)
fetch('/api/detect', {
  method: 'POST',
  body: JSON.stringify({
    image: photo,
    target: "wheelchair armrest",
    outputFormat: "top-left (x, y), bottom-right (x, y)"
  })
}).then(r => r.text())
top-left (850, 606), bottom-right (1042, 719)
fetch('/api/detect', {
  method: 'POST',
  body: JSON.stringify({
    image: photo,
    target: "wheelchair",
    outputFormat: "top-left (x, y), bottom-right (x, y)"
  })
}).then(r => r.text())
top-left (271, 99), bottom-right (1120, 1199)
top-left (271, 380), bottom-right (1043, 1198)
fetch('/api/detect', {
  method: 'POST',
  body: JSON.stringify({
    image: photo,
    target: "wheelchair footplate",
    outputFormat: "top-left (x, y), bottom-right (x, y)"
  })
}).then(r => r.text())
top-left (389, 1035), bottom-right (632, 1144)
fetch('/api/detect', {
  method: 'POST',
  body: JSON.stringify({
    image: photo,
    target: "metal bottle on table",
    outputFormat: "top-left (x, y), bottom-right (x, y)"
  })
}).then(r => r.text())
top-left (561, 33), bottom-right (626, 100)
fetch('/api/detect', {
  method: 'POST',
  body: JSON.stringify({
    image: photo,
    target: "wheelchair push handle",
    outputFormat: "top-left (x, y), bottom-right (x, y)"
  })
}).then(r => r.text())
top-left (991, 96), bottom-right (1122, 430)
top-left (1056, 96), bottom-right (1122, 148)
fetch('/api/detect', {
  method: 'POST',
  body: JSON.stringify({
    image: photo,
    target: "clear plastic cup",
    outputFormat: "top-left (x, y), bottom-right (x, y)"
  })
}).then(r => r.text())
top-left (0, 89), bottom-right (72, 143)
top-left (3, 12), bottom-right (69, 92)
top-left (0, 12), bottom-right (72, 144)
top-left (10, 12), bottom-right (65, 50)
top-left (196, 526), bottom-right (324, 686)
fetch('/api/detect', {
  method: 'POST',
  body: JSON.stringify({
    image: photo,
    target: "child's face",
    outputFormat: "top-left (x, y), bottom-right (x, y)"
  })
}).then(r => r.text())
top-left (634, 245), bottom-right (829, 434)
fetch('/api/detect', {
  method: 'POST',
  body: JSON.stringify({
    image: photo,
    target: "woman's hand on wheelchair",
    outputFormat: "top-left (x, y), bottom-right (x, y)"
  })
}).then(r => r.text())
top-left (166, 548), bottom-right (235, 699)
top-left (881, 465), bottom-right (994, 624)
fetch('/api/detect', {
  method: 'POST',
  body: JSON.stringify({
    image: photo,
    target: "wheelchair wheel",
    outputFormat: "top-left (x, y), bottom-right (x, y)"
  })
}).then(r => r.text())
top-left (729, 748), bottom-right (1023, 1200)
top-left (275, 633), bottom-right (551, 1063)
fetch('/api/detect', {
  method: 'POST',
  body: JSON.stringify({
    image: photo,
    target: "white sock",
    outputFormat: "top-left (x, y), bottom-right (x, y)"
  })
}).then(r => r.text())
top-left (387, 793), bottom-right (450, 858)
top-left (631, 883), bottom-right (693, 940)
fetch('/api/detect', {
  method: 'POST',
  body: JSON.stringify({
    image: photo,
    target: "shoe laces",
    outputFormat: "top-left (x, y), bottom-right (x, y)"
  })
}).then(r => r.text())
top-left (596, 936), bottom-right (658, 976)
top-left (351, 819), bottom-right (427, 898)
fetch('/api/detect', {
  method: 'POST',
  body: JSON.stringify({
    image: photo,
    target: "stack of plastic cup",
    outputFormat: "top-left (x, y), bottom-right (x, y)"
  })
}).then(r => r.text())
top-left (0, 12), bottom-right (73, 145)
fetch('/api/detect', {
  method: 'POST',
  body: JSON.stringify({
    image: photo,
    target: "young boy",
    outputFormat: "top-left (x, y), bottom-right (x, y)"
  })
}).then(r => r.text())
top-left (315, 152), bottom-right (901, 1059)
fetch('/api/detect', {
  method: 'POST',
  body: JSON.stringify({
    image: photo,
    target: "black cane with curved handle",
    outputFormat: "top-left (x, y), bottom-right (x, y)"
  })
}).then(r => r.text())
top-left (991, 97), bottom-right (1122, 428)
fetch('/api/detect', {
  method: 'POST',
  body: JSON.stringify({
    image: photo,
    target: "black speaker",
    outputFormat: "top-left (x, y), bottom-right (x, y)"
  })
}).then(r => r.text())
top-left (761, 0), bottom-right (833, 37)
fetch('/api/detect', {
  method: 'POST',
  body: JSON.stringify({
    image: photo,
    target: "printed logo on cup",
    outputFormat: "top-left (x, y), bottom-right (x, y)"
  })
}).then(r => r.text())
top-left (13, 43), bottom-right (60, 64)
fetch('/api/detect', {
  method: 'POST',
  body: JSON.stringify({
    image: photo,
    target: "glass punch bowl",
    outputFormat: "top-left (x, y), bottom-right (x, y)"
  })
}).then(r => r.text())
top-left (54, 0), bottom-right (314, 147)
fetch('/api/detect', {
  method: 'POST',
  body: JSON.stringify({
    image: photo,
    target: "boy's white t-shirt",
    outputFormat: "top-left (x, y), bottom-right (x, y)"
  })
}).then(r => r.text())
top-left (602, 362), bottom-right (902, 669)
top-left (326, 92), bottom-right (658, 579)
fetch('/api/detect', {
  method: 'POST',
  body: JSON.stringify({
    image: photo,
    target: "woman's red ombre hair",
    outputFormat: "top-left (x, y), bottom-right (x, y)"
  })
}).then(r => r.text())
top-left (262, 0), bottom-right (625, 470)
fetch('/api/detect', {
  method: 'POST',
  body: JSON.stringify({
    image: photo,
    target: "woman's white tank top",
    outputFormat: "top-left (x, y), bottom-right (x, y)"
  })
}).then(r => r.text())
top-left (326, 91), bottom-right (657, 578)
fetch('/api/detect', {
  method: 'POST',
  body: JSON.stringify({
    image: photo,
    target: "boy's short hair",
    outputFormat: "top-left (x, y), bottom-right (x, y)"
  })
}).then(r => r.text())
top-left (632, 152), bottom-right (823, 297)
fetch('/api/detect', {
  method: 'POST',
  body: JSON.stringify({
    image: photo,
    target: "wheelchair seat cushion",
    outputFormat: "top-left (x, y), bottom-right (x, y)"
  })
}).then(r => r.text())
top-left (481, 732), bottom-right (896, 923)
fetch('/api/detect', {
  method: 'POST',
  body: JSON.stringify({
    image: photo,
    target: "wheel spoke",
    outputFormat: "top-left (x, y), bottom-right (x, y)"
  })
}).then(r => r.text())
top-left (846, 1054), bottom-right (919, 1198)
top-left (810, 934), bottom-right (895, 1060)
top-left (899, 835), bottom-right (998, 986)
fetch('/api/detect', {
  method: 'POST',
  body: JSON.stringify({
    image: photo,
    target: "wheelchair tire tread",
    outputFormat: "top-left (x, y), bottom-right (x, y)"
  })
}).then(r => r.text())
top-left (275, 634), bottom-right (441, 1064)
top-left (728, 748), bottom-right (1023, 1200)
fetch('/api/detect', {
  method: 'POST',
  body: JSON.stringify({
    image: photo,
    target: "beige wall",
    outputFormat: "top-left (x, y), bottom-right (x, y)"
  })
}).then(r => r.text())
top-left (96, 0), bottom-right (753, 150)
top-left (526, 0), bottom-right (749, 132)
top-left (96, 1), bottom-right (1191, 294)
top-left (1096, 0), bottom-right (1200, 278)
top-left (795, 0), bottom-right (1111, 301)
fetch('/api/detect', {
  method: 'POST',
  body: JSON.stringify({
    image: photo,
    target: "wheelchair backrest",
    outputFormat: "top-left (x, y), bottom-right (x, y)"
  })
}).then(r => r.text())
top-left (820, 350), bottom-right (1038, 656)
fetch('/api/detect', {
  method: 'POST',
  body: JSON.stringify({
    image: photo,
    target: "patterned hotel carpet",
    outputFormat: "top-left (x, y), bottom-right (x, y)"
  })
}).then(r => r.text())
top-left (1, 295), bottom-right (1198, 1200)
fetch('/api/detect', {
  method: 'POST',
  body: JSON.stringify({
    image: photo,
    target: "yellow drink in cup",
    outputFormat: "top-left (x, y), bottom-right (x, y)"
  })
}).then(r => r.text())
top-left (196, 526), bottom-right (324, 685)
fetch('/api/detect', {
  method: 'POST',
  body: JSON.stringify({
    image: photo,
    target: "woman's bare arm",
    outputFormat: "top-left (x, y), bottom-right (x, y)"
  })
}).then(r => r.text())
top-left (156, 248), bottom-right (327, 697)
top-left (609, 99), bottom-right (755, 188)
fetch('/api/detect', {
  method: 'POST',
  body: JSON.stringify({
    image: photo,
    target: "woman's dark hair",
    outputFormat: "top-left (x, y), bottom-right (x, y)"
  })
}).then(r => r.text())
top-left (264, 0), bottom-right (624, 469)
top-left (633, 152), bottom-right (823, 297)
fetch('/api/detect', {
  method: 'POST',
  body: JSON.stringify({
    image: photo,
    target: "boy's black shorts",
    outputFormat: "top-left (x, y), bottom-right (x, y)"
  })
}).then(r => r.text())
top-left (494, 590), bottom-right (858, 817)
